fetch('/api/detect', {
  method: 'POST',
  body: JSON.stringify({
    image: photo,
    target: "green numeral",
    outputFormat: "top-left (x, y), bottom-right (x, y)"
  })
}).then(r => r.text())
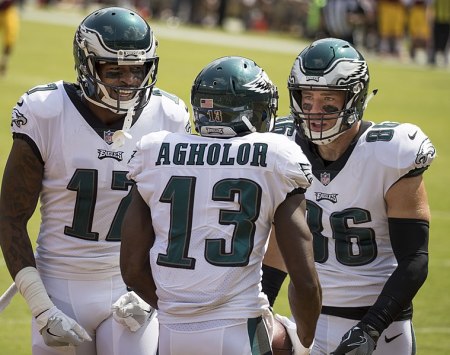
top-left (64, 169), bottom-right (133, 241)
top-left (306, 201), bottom-right (377, 266)
top-left (157, 177), bottom-right (261, 269)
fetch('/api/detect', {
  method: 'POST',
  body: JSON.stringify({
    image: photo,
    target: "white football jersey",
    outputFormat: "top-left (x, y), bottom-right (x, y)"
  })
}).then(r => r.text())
top-left (274, 117), bottom-right (436, 308)
top-left (10, 80), bottom-right (190, 280)
top-left (128, 131), bottom-right (312, 324)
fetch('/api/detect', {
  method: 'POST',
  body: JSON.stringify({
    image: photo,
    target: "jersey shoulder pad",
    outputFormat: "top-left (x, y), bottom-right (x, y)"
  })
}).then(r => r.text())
top-left (128, 130), bottom-right (171, 182)
top-left (11, 81), bottom-right (64, 132)
top-left (152, 87), bottom-right (187, 109)
top-left (137, 130), bottom-right (171, 151)
top-left (267, 132), bottom-right (312, 188)
top-left (150, 87), bottom-right (190, 132)
top-left (272, 115), bottom-right (296, 138)
top-left (365, 121), bottom-right (436, 174)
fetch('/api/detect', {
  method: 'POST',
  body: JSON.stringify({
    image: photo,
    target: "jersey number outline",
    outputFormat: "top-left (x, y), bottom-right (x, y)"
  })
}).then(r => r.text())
top-left (306, 200), bottom-right (377, 266)
top-left (156, 176), bottom-right (261, 269)
top-left (366, 121), bottom-right (399, 142)
top-left (64, 169), bottom-right (133, 241)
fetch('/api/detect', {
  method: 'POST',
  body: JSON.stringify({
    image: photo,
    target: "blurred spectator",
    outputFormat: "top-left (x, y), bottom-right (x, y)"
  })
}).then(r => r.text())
top-left (0, 0), bottom-right (19, 76)
top-left (378, 0), bottom-right (407, 58)
top-left (406, 0), bottom-right (431, 62)
top-left (357, 0), bottom-right (378, 52)
top-left (320, 0), bottom-right (366, 44)
top-left (428, 0), bottom-right (450, 66)
top-left (306, 0), bottom-right (326, 38)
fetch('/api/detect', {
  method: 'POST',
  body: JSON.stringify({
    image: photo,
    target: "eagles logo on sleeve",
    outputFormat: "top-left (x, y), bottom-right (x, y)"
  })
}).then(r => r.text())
top-left (299, 162), bottom-right (313, 184)
top-left (415, 138), bottom-right (436, 168)
top-left (12, 108), bottom-right (28, 128)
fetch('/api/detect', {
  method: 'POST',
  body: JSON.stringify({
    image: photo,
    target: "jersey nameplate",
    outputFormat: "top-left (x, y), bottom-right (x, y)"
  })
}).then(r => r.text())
top-left (155, 142), bottom-right (268, 167)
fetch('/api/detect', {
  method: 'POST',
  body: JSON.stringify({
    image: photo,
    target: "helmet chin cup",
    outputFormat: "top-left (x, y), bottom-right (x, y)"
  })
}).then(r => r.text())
top-left (302, 115), bottom-right (345, 145)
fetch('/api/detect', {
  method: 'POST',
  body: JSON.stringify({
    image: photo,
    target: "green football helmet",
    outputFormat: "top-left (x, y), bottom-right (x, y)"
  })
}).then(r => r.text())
top-left (288, 38), bottom-right (370, 145)
top-left (191, 56), bottom-right (278, 138)
top-left (73, 7), bottom-right (159, 113)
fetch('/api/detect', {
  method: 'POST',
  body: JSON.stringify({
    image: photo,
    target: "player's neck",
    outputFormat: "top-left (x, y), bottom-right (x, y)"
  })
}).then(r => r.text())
top-left (316, 122), bottom-right (361, 162)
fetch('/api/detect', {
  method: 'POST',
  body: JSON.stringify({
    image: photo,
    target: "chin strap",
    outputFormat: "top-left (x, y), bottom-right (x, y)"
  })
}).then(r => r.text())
top-left (363, 89), bottom-right (378, 110)
top-left (241, 116), bottom-right (257, 133)
top-left (112, 107), bottom-right (134, 149)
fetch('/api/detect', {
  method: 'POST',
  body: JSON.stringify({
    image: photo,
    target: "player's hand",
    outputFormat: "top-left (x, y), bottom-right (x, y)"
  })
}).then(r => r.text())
top-left (331, 322), bottom-right (380, 355)
top-left (274, 313), bottom-right (311, 355)
top-left (112, 291), bottom-right (155, 332)
top-left (36, 306), bottom-right (92, 347)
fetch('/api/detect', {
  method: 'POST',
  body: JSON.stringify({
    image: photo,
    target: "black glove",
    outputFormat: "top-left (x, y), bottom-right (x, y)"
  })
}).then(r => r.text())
top-left (330, 322), bottom-right (380, 355)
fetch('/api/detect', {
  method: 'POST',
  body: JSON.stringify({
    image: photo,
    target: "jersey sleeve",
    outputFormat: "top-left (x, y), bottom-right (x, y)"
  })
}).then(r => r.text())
top-left (127, 131), bottom-right (171, 202)
top-left (273, 134), bottom-right (312, 191)
top-left (11, 81), bottom-right (64, 162)
top-left (371, 122), bottom-right (436, 177)
top-left (153, 88), bottom-right (191, 134)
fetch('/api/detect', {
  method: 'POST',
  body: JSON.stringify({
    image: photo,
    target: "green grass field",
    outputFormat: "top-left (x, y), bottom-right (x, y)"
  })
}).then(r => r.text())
top-left (1, 7), bottom-right (449, 354)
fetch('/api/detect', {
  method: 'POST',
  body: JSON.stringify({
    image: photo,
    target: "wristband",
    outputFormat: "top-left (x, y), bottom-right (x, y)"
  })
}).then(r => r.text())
top-left (261, 264), bottom-right (287, 307)
top-left (15, 267), bottom-right (54, 317)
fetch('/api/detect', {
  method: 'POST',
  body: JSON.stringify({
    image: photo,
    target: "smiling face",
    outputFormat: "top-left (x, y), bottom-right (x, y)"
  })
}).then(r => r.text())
top-left (96, 63), bottom-right (147, 102)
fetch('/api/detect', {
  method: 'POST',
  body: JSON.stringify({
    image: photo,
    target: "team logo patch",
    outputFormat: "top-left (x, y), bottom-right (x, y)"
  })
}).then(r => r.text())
top-left (205, 127), bottom-right (224, 135)
top-left (298, 163), bottom-right (313, 184)
top-left (97, 149), bottom-right (124, 161)
top-left (200, 99), bottom-right (213, 108)
top-left (315, 192), bottom-right (338, 203)
top-left (104, 130), bottom-right (115, 145)
top-left (306, 76), bottom-right (320, 82)
top-left (320, 172), bottom-right (331, 186)
top-left (12, 108), bottom-right (28, 128)
top-left (243, 70), bottom-right (274, 94)
top-left (415, 138), bottom-right (436, 167)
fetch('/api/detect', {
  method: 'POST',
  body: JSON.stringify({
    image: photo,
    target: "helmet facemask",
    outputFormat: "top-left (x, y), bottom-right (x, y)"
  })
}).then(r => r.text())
top-left (83, 55), bottom-right (158, 114)
top-left (75, 29), bottom-right (158, 115)
top-left (289, 83), bottom-right (364, 145)
top-left (73, 7), bottom-right (160, 148)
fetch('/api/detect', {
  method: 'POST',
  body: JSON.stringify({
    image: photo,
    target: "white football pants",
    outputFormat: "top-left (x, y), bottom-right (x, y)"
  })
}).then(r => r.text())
top-left (312, 314), bottom-right (415, 355)
top-left (31, 274), bottom-right (159, 355)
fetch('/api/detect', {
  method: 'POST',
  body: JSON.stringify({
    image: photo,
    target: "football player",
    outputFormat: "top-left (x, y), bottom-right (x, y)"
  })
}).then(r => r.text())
top-left (120, 56), bottom-right (322, 355)
top-left (0, 7), bottom-right (190, 355)
top-left (0, 0), bottom-right (20, 75)
top-left (263, 37), bottom-right (436, 354)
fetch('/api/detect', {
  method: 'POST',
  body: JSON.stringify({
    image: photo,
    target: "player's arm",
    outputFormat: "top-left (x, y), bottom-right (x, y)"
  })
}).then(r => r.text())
top-left (261, 115), bottom-right (298, 306)
top-left (273, 193), bottom-right (322, 348)
top-left (261, 229), bottom-right (288, 307)
top-left (0, 138), bottom-right (91, 346)
top-left (0, 138), bottom-right (41, 278)
top-left (333, 174), bottom-right (430, 354)
top-left (361, 174), bottom-right (429, 333)
top-left (120, 184), bottom-right (158, 309)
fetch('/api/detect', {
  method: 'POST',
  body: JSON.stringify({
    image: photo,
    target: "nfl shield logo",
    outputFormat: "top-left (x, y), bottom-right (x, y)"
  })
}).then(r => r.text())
top-left (320, 172), bottom-right (331, 186)
top-left (104, 130), bottom-right (114, 145)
